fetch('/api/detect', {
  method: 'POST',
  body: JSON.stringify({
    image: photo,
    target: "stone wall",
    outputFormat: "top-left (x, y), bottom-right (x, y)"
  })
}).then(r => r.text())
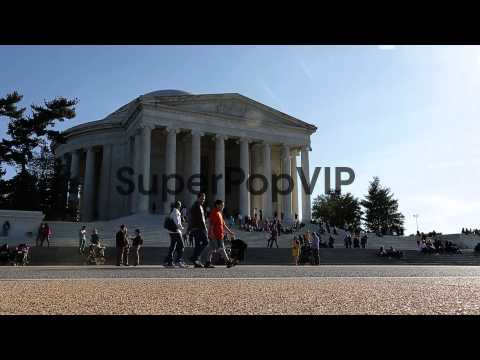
top-left (0, 210), bottom-right (45, 245)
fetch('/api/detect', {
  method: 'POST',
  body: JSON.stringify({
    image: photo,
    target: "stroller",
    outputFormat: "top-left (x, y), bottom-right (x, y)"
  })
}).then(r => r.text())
top-left (12, 244), bottom-right (31, 266)
top-left (230, 238), bottom-right (247, 265)
top-left (211, 237), bottom-right (246, 266)
top-left (84, 243), bottom-right (107, 265)
top-left (298, 243), bottom-right (313, 265)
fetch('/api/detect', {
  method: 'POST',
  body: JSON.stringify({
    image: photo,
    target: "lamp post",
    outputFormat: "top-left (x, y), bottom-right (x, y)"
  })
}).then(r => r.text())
top-left (413, 214), bottom-right (419, 233)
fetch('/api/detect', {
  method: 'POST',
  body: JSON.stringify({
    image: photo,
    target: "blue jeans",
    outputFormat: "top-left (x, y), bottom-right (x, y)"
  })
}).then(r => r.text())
top-left (191, 229), bottom-right (208, 261)
top-left (164, 232), bottom-right (184, 264)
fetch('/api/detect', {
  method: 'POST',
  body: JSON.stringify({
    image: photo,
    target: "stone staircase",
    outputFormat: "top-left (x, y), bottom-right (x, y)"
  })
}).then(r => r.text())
top-left (28, 215), bottom-right (480, 252)
top-left (27, 247), bottom-right (480, 266)
top-left (45, 214), bottom-right (169, 247)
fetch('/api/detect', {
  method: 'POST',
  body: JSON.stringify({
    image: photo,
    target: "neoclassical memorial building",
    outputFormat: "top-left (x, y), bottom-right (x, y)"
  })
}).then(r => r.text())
top-left (55, 90), bottom-right (316, 223)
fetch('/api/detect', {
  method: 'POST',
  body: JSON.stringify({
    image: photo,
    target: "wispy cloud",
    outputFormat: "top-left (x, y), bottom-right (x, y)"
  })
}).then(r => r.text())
top-left (378, 45), bottom-right (396, 50)
top-left (259, 79), bottom-right (280, 104)
top-left (297, 58), bottom-right (313, 81)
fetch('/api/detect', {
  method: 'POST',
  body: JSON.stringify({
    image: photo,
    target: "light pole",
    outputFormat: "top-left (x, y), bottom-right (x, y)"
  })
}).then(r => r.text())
top-left (413, 214), bottom-right (419, 233)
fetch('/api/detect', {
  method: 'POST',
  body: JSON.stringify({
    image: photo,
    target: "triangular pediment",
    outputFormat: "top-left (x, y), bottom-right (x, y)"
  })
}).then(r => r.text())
top-left (141, 93), bottom-right (316, 132)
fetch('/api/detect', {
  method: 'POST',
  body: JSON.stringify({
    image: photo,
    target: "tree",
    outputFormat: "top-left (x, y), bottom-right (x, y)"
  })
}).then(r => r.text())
top-left (312, 190), bottom-right (363, 230)
top-left (0, 91), bottom-right (77, 216)
top-left (31, 141), bottom-right (69, 219)
top-left (361, 177), bottom-right (405, 235)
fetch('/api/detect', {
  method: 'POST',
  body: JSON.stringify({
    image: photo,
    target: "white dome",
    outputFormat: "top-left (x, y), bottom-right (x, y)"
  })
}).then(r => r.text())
top-left (143, 89), bottom-right (191, 97)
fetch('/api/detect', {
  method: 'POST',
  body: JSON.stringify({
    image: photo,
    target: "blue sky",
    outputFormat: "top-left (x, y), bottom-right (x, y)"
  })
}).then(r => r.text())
top-left (1, 45), bottom-right (479, 234)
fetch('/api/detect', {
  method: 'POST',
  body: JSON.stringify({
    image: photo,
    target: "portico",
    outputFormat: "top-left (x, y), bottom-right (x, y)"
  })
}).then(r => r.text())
top-left (55, 90), bottom-right (316, 223)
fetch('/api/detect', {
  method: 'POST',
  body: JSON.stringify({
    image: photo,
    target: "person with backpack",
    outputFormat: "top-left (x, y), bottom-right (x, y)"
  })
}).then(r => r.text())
top-left (164, 201), bottom-right (188, 268)
top-left (116, 224), bottom-right (129, 266)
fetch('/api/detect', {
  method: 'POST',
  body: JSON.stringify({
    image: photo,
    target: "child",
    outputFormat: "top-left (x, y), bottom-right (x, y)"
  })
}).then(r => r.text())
top-left (292, 236), bottom-right (301, 265)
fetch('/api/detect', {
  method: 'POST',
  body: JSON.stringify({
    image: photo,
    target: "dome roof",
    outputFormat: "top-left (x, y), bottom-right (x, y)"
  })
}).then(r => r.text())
top-left (143, 89), bottom-right (192, 97)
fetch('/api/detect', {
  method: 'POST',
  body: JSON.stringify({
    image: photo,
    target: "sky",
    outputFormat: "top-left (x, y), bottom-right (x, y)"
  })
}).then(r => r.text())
top-left (1, 45), bottom-right (479, 234)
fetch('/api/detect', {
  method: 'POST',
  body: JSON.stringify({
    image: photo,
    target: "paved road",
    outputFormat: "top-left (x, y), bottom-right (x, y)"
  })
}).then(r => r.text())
top-left (1, 265), bottom-right (480, 279)
top-left (1, 265), bottom-right (479, 314)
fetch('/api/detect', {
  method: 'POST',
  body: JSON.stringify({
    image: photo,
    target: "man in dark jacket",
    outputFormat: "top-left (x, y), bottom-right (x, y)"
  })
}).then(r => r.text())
top-left (116, 224), bottom-right (129, 266)
top-left (188, 193), bottom-right (208, 268)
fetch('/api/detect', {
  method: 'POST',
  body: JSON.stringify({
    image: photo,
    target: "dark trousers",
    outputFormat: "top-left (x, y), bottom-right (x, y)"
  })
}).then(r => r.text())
top-left (164, 232), bottom-right (184, 264)
top-left (131, 245), bottom-right (141, 265)
top-left (191, 230), bottom-right (208, 262)
top-left (188, 232), bottom-right (194, 247)
top-left (361, 243), bottom-right (366, 248)
top-left (116, 246), bottom-right (129, 266)
top-left (40, 235), bottom-right (50, 247)
top-left (268, 237), bottom-right (279, 248)
top-left (311, 248), bottom-right (320, 265)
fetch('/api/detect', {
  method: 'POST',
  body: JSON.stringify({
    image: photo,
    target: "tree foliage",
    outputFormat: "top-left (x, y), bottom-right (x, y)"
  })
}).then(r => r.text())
top-left (0, 91), bottom-right (77, 219)
top-left (360, 177), bottom-right (405, 235)
top-left (312, 190), bottom-right (363, 230)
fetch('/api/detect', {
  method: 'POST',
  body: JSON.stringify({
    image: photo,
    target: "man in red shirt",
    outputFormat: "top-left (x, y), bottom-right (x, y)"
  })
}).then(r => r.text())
top-left (200, 199), bottom-right (235, 268)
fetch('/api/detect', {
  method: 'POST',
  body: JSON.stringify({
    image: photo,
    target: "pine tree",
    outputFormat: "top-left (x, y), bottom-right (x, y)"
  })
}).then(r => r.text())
top-left (0, 91), bottom-right (77, 214)
top-left (361, 177), bottom-right (405, 235)
top-left (31, 141), bottom-right (69, 219)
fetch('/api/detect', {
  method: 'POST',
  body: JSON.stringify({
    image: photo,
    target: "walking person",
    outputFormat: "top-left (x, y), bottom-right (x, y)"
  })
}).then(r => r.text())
top-left (353, 234), bottom-right (360, 248)
top-left (292, 236), bottom-right (301, 265)
top-left (78, 225), bottom-right (87, 254)
top-left (164, 201), bottom-right (188, 268)
top-left (130, 229), bottom-right (143, 266)
top-left (2, 221), bottom-right (10, 237)
top-left (199, 199), bottom-right (234, 268)
top-left (115, 224), bottom-right (129, 266)
top-left (311, 231), bottom-right (320, 265)
top-left (36, 223), bottom-right (43, 247)
top-left (268, 220), bottom-right (279, 248)
top-left (40, 223), bottom-right (51, 247)
top-left (189, 193), bottom-right (209, 268)
top-left (361, 233), bottom-right (368, 249)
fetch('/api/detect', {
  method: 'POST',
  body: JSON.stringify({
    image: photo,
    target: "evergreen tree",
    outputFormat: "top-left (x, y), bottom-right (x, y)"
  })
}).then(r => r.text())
top-left (361, 177), bottom-right (405, 235)
top-left (312, 190), bottom-right (363, 230)
top-left (31, 141), bottom-right (69, 219)
top-left (0, 91), bottom-right (77, 214)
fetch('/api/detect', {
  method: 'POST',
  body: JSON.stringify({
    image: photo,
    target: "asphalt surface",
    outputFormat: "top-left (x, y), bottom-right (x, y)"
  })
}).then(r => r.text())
top-left (1, 264), bottom-right (480, 279)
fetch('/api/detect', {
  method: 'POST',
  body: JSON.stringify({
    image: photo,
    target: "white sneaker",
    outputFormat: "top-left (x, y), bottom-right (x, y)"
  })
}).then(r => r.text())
top-left (175, 262), bottom-right (189, 268)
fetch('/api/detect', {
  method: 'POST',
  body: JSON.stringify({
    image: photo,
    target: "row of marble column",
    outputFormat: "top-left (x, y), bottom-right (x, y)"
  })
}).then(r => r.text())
top-left (65, 126), bottom-right (312, 223)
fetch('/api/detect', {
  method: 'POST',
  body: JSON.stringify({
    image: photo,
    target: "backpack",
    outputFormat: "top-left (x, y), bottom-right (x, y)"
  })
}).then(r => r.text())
top-left (164, 211), bottom-right (178, 232)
